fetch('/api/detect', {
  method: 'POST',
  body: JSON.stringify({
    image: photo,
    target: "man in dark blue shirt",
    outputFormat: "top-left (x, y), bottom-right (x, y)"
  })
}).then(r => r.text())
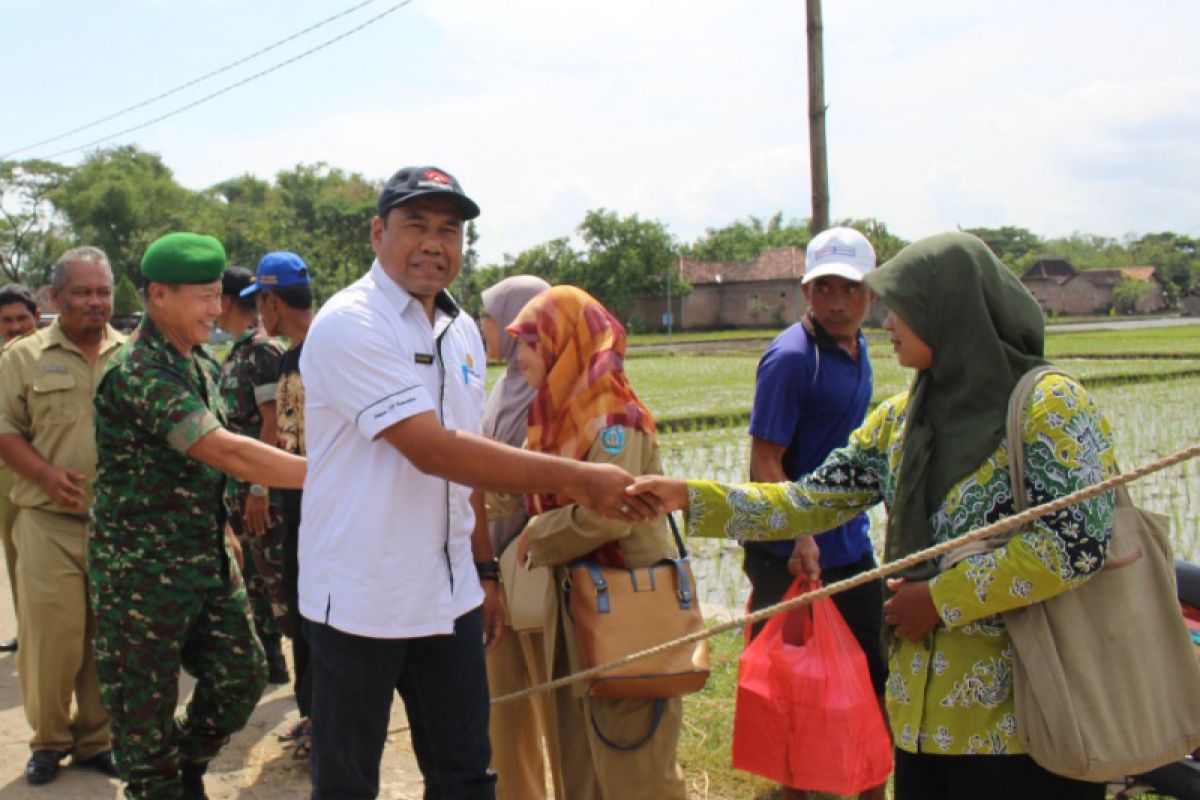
top-left (745, 226), bottom-right (886, 800)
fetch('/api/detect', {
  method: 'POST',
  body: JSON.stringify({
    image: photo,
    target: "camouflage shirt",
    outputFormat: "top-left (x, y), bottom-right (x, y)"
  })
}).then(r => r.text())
top-left (91, 315), bottom-right (230, 589)
top-left (217, 324), bottom-right (283, 505)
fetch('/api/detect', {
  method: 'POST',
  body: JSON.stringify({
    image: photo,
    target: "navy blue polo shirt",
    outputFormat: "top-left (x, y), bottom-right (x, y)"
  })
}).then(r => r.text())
top-left (746, 319), bottom-right (873, 569)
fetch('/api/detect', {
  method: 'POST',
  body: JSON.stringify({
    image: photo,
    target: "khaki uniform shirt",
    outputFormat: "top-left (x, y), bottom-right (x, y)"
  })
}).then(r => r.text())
top-left (0, 320), bottom-right (125, 516)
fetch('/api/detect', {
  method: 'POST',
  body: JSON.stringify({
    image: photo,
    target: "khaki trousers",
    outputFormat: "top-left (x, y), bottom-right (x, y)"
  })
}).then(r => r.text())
top-left (486, 627), bottom-right (563, 800)
top-left (15, 508), bottom-right (110, 757)
top-left (0, 468), bottom-right (19, 611)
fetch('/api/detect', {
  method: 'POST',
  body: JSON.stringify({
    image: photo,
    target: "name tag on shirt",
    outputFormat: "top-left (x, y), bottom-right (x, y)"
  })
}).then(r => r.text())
top-left (414, 353), bottom-right (434, 365)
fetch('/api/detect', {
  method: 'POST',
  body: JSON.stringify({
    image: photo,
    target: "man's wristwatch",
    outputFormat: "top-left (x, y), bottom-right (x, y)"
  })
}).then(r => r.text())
top-left (249, 484), bottom-right (268, 498)
top-left (475, 559), bottom-right (501, 583)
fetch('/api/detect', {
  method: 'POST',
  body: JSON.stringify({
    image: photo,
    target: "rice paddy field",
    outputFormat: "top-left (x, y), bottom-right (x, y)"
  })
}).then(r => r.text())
top-left (487, 322), bottom-right (1200, 611)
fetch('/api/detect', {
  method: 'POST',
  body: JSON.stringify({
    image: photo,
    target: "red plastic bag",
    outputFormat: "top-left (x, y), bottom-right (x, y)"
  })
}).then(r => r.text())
top-left (732, 578), bottom-right (893, 795)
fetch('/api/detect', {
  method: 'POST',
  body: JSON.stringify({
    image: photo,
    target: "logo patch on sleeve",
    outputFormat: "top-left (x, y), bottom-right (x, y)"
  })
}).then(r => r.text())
top-left (600, 425), bottom-right (625, 454)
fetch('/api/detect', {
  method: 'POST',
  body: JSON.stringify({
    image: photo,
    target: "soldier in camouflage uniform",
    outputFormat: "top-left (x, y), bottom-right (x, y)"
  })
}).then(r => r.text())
top-left (90, 233), bottom-right (306, 800)
top-left (216, 267), bottom-right (289, 684)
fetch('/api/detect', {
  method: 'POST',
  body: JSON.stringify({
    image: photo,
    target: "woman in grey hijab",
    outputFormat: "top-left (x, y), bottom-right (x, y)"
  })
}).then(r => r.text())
top-left (478, 276), bottom-right (562, 800)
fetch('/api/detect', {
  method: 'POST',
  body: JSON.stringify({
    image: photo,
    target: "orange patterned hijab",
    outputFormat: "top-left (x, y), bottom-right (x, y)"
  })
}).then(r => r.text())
top-left (507, 286), bottom-right (655, 513)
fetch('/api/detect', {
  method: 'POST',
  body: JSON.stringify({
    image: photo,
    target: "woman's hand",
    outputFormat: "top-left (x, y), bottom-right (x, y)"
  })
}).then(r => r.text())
top-left (562, 462), bottom-right (659, 522)
top-left (625, 476), bottom-right (689, 515)
top-left (884, 578), bottom-right (940, 641)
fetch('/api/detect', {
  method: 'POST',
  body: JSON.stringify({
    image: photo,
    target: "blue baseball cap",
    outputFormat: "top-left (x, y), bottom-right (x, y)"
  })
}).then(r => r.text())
top-left (240, 251), bottom-right (310, 297)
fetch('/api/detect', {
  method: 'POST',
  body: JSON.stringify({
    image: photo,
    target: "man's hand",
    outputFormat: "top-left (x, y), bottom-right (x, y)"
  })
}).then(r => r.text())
top-left (225, 524), bottom-right (245, 571)
top-left (39, 465), bottom-right (86, 509)
top-left (562, 462), bottom-right (657, 521)
top-left (626, 475), bottom-right (688, 515)
top-left (788, 536), bottom-right (821, 582)
top-left (243, 493), bottom-right (270, 536)
top-left (884, 578), bottom-right (940, 641)
top-left (481, 581), bottom-right (506, 654)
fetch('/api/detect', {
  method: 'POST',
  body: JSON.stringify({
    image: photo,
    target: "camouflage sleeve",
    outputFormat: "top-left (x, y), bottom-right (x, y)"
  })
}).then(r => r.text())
top-left (249, 340), bottom-right (283, 407)
top-left (118, 364), bottom-right (222, 453)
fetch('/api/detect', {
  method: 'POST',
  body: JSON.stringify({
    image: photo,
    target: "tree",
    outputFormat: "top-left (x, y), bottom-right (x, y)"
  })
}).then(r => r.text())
top-left (576, 209), bottom-right (681, 318)
top-left (963, 226), bottom-right (1043, 271)
top-left (1129, 232), bottom-right (1198, 305)
top-left (50, 145), bottom-right (213, 283)
top-left (1112, 277), bottom-right (1150, 314)
top-left (684, 213), bottom-right (811, 262)
top-left (497, 237), bottom-right (584, 286)
top-left (113, 274), bottom-right (143, 315)
top-left (0, 159), bottom-right (72, 284)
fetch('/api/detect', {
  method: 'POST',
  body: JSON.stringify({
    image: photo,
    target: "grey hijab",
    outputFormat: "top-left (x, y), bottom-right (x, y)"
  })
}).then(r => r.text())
top-left (480, 275), bottom-right (551, 551)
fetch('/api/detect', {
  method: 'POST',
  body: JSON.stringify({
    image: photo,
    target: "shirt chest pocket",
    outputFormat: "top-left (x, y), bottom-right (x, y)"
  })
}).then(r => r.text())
top-left (30, 373), bottom-right (79, 425)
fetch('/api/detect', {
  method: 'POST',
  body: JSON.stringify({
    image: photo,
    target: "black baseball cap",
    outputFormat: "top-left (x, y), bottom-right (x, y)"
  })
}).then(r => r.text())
top-left (376, 166), bottom-right (481, 221)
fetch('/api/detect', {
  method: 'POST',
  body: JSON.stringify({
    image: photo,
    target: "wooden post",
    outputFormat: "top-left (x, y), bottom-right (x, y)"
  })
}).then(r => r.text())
top-left (807, 0), bottom-right (830, 234)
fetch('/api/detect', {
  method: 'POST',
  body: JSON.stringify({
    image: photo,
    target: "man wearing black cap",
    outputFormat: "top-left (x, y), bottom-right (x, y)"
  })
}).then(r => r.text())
top-left (299, 167), bottom-right (653, 799)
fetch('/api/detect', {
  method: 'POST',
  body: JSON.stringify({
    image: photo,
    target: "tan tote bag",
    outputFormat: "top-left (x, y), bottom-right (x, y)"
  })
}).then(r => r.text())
top-left (498, 536), bottom-right (551, 632)
top-left (1000, 367), bottom-right (1200, 781)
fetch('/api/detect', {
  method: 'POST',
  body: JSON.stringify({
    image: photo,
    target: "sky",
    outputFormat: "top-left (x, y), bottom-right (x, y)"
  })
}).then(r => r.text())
top-left (2, 0), bottom-right (1199, 265)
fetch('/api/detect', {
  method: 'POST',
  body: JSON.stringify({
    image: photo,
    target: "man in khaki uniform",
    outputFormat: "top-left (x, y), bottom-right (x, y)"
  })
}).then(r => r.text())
top-left (0, 284), bottom-right (40, 653)
top-left (0, 248), bottom-right (125, 785)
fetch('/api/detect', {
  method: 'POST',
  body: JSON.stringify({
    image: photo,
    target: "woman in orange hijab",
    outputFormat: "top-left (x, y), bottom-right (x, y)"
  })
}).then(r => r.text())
top-left (509, 286), bottom-right (687, 800)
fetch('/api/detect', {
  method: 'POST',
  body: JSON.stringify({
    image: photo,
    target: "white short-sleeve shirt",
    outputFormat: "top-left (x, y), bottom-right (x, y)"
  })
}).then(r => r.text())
top-left (298, 261), bottom-right (487, 638)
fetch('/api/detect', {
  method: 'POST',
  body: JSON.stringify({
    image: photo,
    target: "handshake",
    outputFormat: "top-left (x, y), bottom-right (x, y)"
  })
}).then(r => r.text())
top-left (560, 463), bottom-right (692, 522)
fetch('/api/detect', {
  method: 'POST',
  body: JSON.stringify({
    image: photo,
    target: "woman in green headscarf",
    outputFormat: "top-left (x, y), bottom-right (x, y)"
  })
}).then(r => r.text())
top-left (631, 232), bottom-right (1116, 800)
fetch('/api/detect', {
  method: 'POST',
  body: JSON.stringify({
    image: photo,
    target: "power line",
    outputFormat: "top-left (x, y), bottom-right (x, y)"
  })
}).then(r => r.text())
top-left (2, 0), bottom-right (394, 161)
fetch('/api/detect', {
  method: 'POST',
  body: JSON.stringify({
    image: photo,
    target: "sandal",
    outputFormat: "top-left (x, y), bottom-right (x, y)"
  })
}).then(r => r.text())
top-left (278, 718), bottom-right (311, 743)
top-left (291, 731), bottom-right (312, 761)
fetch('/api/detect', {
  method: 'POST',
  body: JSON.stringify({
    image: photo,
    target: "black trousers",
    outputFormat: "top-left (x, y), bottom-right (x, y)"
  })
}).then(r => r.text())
top-left (306, 608), bottom-right (496, 800)
top-left (281, 488), bottom-right (312, 718)
top-left (894, 749), bottom-right (1105, 800)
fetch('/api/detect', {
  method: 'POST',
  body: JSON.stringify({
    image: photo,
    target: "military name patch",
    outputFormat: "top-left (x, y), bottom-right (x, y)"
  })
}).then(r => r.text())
top-left (41, 365), bottom-right (68, 374)
top-left (600, 425), bottom-right (625, 454)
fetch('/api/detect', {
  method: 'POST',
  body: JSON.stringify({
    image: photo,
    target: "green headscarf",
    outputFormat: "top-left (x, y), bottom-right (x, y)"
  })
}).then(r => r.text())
top-left (862, 232), bottom-right (1047, 580)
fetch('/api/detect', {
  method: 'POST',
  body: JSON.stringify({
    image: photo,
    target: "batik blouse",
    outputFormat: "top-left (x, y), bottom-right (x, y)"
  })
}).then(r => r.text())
top-left (686, 373), bottom-right (1117, 755)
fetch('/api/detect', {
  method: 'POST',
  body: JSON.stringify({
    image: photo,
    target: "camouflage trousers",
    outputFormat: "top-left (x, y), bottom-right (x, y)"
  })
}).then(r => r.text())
top-left (227, 494), bottom-right (290, 640)
top-left (91, 562), bottom-right (267, 800)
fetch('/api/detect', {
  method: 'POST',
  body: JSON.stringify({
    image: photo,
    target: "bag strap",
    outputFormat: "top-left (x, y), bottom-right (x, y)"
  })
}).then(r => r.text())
top-left (1007, 366), bottom-right (1074, 514)
top-left (667, 513), bottom-right (688, 559)
top-left (589, 698), bottom-right (666, 751)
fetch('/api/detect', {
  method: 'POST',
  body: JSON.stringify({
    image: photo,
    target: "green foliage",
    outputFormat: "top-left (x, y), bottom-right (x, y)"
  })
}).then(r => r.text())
top-left (0, 158), bottom-right (73, 285)
top-left (684, 212), bottom-right (812, 262)
top-left (1111, 277), bottom-right (1152, 314)
top-left (51, 145), bottom-right (217, 283)
top-left (1129, 231), bottom-right (1199, 305)
top-left (963, 225), bottom-right (1044, 272)
top-left (577, 208), bottom-right (680, 317)
top-left (113, 274), bottom-right (143, 315)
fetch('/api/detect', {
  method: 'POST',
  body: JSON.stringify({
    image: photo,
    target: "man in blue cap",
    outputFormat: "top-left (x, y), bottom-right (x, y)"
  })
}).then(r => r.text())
top-left (240, 251), bottom-right (316, 757)
top-left (216, 264), bottom-right (290, 687)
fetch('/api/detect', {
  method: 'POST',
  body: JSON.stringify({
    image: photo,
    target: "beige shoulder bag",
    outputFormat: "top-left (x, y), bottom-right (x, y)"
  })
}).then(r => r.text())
top-left (1000, 367), bottom-right (1200, 781)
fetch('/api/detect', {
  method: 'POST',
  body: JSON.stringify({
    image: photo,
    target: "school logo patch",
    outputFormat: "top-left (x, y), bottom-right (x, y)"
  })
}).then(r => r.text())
top-left (600, 425), bottom-right (625, 455)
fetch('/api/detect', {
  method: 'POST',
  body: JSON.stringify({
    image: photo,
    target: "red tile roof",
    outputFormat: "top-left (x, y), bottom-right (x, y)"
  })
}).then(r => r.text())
top-left (680, 247), bottom-right (805, 284)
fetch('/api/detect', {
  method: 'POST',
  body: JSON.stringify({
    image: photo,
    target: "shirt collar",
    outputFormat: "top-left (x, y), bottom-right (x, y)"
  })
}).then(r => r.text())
top-left (42, 317), bottom-right (124, 358)
top-left (369, 260), bottom-right (462, 324)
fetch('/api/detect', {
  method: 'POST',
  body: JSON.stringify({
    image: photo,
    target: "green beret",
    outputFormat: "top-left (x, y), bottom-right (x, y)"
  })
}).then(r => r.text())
top-left (140, 232), bottom-right (227, 285)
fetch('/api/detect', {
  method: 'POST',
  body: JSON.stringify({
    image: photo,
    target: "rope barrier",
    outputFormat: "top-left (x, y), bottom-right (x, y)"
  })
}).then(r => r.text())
top-left (491, 440), bottom-right (1200, 706)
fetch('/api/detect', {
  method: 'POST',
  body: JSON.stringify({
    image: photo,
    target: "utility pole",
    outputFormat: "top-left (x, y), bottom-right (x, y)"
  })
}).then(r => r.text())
top-left (807, 0), bottom-right (830, 234)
